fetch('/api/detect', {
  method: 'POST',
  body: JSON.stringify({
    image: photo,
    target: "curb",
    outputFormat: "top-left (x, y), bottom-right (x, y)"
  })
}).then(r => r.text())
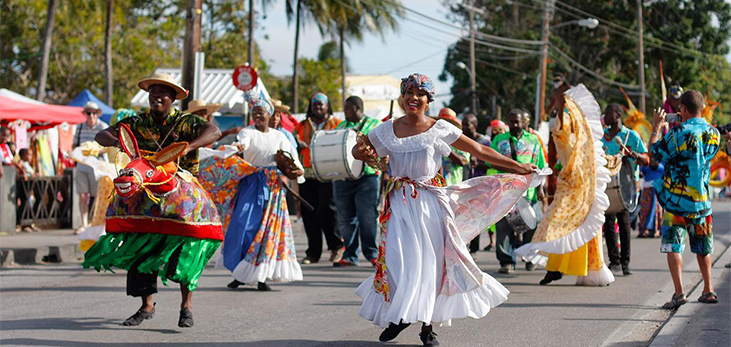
top-left (0, 243), bottom-right (83, 267)
top-left (648, 244), bottom-right (731, 347)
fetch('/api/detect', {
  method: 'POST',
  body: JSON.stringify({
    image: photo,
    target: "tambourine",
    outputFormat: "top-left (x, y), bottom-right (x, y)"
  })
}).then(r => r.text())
top-left (356, 133), bottom-right (388, 172)
top-left (275, 150), bottom-right (300, 179)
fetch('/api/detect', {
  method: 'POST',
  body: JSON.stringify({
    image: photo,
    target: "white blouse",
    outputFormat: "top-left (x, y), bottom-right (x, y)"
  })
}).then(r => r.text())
top-left (235, 127), bottom-right (304, 180)
top-left (368, 119), bottom-right (462, 181)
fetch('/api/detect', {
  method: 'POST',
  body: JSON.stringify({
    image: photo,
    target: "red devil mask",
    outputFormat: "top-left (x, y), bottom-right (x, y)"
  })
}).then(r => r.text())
top-left (114, 123), bottom-right (188, 200)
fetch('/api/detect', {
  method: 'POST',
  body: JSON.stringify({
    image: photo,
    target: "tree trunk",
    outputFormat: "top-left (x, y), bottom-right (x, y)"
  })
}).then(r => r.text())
top-left (339, 25), bottom-right (346, 110)
top-left (181, 0), bottom-right (202, 110)
top-left (37, 0), bottom-right (57, 101)
top-left (248, 0), bottom-right (255, 65)
top-left (104, 0), bottom-right (114, 107)
top-left (292, 0), bottom-right (301, 113)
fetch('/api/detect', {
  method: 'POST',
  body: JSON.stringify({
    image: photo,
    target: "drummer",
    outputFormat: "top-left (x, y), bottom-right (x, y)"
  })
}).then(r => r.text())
top-left (332, 96), bottom-right (382, 267)
top-left (601, 103), bottom-right (649, 276)
top-left (488, 109), bottom-right (547, 274)
top-left (293, 93), bottom-right (344, 265)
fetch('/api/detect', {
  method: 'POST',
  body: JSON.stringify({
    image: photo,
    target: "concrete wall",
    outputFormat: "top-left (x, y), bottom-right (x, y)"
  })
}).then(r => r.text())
top-left (0, 166), bottom-right (17, 233)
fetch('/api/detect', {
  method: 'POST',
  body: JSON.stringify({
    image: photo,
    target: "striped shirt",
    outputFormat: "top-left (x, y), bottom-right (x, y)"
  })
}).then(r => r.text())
top-left (73, 120), bottom-right (109, 147)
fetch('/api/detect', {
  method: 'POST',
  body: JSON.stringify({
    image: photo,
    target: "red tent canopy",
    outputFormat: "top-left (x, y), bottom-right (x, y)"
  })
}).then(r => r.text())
top-left (0, 95), bottom-right (86, 125)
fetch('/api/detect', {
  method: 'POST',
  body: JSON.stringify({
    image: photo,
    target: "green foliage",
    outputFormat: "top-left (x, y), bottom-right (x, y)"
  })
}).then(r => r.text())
top-left (440, 0), bottom-right (731, 125)
top-left (295, 56), bottom-right (342, 111)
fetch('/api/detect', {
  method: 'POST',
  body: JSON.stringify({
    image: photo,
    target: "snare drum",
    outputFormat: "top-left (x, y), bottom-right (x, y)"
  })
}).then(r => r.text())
top-left (605, 156), bottom-right (639, 214)
top-left (505, 198), bottom-right (538, 235)
top-left (310, 129), bottom-right (364, 181)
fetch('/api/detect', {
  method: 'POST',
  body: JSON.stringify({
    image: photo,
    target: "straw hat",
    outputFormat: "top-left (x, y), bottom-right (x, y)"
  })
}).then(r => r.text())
top-left (437, 107), bottom-right (461, 129)
top-left (137, 72), bottom-right (188, 100)
top-left (82, 101), bottom-right (101, 111)
top-left (183, 99), bottom-right (222, 115)
top-left (271, 99), bottom-right (291, 113)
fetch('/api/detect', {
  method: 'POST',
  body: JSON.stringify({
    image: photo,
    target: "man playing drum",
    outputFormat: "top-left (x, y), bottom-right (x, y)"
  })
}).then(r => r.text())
top-left (332, 96), bottom-right (382, 267)
top-left (294, 93), bottom-right (344, 264)
top-left (489, 109), bottom-right (547, 274)
top-left (601, 104), bottom-right (649, 275)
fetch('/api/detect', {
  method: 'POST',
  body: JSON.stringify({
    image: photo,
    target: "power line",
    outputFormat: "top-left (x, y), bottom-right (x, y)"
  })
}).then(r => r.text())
top-left (401, 6), bottom-right (545, 46)
top-left (549, 45), bottom-right (640, 90)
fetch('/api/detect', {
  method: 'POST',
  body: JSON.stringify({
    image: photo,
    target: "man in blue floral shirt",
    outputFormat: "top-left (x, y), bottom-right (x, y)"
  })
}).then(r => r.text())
top-left (650, 90), bottom-right (720, 309)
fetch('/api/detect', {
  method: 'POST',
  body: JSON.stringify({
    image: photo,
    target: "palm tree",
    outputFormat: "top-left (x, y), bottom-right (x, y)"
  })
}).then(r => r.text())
top-left (324, 0), bottom-right (403, 108)
top-left (37, 0), bottom-right (57, 101)
top-left (285, 0), bottom-right (328, 113)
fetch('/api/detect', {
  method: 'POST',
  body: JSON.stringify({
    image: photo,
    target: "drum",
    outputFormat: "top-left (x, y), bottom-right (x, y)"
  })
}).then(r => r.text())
top-left (310, 129), bottom-right (364, 181)
top-left (505, 197), bottom-right (538, 235)
top-left (605, 156), bottom-right (639, 214)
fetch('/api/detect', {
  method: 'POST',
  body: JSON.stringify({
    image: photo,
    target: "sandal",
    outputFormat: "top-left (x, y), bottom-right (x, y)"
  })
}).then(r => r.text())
top-left (698, 291), bottom-right (719, 304)
top-left (662, 293), bottom-right (687, 309)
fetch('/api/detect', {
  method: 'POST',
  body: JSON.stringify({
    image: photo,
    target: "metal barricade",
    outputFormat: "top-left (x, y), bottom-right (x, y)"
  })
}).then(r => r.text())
top-left (15, 170), bottom-right (72, 228)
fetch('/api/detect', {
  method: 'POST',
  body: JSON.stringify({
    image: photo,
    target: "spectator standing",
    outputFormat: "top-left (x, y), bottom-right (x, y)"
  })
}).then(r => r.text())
top-left (73, 102), bottom-right (109, 233)
top-left (332, 96), bottom-right (382, 267)
top-left (650, 91), bottom-right (721, 309)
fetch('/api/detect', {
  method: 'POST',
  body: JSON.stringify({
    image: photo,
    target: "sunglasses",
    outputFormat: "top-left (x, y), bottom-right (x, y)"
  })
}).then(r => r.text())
top-left (84, 111), bottom-right (98, 115)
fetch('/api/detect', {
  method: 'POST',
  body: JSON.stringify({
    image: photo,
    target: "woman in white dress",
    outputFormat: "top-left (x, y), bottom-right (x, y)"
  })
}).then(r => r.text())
top-left (353, 73), bottom-right (537, 346)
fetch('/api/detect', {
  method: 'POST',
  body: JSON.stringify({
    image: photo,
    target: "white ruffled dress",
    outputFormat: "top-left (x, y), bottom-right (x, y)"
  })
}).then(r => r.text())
top-left (356, 119), bottom-right (533, 327)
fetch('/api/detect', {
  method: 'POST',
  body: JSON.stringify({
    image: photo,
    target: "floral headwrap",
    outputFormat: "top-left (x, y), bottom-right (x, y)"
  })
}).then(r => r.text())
top-left (244, 89), bottom-right (274, 114)
top-left (311, 92), bottom-right (329, 105)
top-left (400, 73), bottom-right (435, 102)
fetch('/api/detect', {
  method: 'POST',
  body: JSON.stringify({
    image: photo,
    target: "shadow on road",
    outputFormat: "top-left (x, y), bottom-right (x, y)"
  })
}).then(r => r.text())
top-left (0, 338), bottom-right (396, 347)
top-left (0, 317), bottom-right (179, 334)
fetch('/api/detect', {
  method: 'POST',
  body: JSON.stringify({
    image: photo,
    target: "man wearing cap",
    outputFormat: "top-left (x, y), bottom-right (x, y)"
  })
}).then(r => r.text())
top-left (294, 92), bottom-right (344, 264)
top-left (94, 72), bottom-right (221, 328)
top-left (489, 109), bottom-right (547, 274)
top-left (73, 101), bottom-right (109, 233)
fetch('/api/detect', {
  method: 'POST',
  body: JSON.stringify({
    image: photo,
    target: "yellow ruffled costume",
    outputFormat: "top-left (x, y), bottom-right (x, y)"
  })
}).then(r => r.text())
top-left (516, 85), bottom-right (614, 286)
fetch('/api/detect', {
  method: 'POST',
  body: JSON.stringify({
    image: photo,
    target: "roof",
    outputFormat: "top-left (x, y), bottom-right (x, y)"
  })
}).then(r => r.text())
top-left (67, 89), bottom-right (115, 123)
top-left (0, 89), bottom-right (44, 105)
top-left (130, 68), bottom-right (271, 115)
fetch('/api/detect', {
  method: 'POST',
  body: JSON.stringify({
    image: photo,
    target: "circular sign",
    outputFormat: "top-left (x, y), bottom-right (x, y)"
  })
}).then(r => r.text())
top-left (232, 65), bottom-right (258, 91)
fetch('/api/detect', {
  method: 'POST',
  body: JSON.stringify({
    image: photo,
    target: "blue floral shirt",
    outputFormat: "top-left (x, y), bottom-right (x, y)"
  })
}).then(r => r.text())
top-left (651, 118), bottom-right (720, 218)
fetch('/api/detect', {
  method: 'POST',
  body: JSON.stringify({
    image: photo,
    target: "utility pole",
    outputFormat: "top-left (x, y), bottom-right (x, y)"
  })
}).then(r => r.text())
top-left (104, 0), bottom-right (114, 107)
top-left (463, 0), bottom-right (482, 115)
top-left (248, 0), bottom-right (255, 66)
top-left (181, 0), bottom-right (202, 110)
top-left (292, 0), bottom-right (301, 113)
top-left (536, 0), bottom-right (553, 129)
top-left (637, 0), bottom-right (646, 114)
top-left (37, 0), bottom-right (57, 101)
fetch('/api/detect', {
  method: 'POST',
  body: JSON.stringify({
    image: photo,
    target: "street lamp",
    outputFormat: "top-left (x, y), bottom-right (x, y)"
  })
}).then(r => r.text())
top-left (456, 61), bottom-right (478, 114)
top-left (535, 17), bottom-right (599, 129)
top-left (551, 18), bottom-right (599, 30)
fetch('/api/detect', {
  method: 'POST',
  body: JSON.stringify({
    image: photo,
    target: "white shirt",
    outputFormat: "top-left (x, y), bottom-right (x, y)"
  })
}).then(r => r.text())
top-left (368, 119), bottom-right (462, 181)
top-left (235, 126), bottom-right (305, 183)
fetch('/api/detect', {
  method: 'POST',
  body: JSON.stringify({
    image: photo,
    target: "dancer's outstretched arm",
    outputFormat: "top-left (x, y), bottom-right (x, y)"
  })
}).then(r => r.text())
top-left (452, 134), bottom-right (535, 175)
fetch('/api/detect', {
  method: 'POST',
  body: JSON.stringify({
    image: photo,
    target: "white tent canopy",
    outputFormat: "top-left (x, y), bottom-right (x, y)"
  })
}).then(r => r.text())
top-left (0, 89), bottom-right (45, 105)
top-left (130, 68), bottom-right (272, 115)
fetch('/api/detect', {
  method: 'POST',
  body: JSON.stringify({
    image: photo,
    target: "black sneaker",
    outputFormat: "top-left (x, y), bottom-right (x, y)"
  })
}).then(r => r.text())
top-left (539, 271), bottom-right (563, 285)
top-left (419, 331), bottom-right (440, 346)
top-left (178, 308), bottom-right (194, 328)
top-left (622, 263), bottom-right (633, 275)
top-left (608, 263), bottom-right (621, 272)
top-left (378, 322), bottom-right (410, 342)
top-left (257, 282), bottom-right (272, 291)
top-left (122, 304), bottom-right (155, 326)
top-left (525, 262), bottom-right (537, 271)
top-left (227, 279), bottom-right (245, 289)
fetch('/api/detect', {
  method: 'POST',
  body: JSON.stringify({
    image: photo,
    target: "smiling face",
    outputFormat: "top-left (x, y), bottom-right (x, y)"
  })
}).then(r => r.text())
top-left (402, 86), bottom-right (429, 116)
top-left (507, 112), bottom-right (524, 137)
top-left (148, 84), bottom-right (176, 116)
top-left (83, 109), bottom-right (100, 126)
top-left (251, 106), bottom-right (271, 131)
top-left (310, 101), bottom-right (328, 120)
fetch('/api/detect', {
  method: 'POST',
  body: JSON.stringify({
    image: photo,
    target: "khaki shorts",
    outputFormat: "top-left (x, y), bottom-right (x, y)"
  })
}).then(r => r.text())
top-left (74, 165), bottom-right (98, 196)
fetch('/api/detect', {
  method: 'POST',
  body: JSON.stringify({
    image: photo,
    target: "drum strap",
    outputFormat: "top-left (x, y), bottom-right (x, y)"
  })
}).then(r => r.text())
top-left (509, 137), bottom-right (518, 161)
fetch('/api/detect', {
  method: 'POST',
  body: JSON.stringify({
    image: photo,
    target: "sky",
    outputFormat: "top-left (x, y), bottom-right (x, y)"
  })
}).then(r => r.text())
top-left (255, 0), bottom-right (460, 109)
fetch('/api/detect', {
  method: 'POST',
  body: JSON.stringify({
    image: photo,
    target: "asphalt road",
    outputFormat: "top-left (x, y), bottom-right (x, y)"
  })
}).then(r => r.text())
top-left (1, 202), bottom-right (729, 347)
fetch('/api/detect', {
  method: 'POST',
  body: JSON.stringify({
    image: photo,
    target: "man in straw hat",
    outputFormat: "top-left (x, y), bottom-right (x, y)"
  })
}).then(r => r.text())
top-left (73, 101), bottom-right (109, 234)
top-left (184, 99), bottom-right (241, 141)
top-left (93, 72), bottom-right (221, 328)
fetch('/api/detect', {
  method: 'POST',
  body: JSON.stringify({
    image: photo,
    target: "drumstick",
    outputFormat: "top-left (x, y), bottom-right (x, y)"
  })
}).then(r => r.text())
top-left (613, 137), bottom-right (629, 155)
